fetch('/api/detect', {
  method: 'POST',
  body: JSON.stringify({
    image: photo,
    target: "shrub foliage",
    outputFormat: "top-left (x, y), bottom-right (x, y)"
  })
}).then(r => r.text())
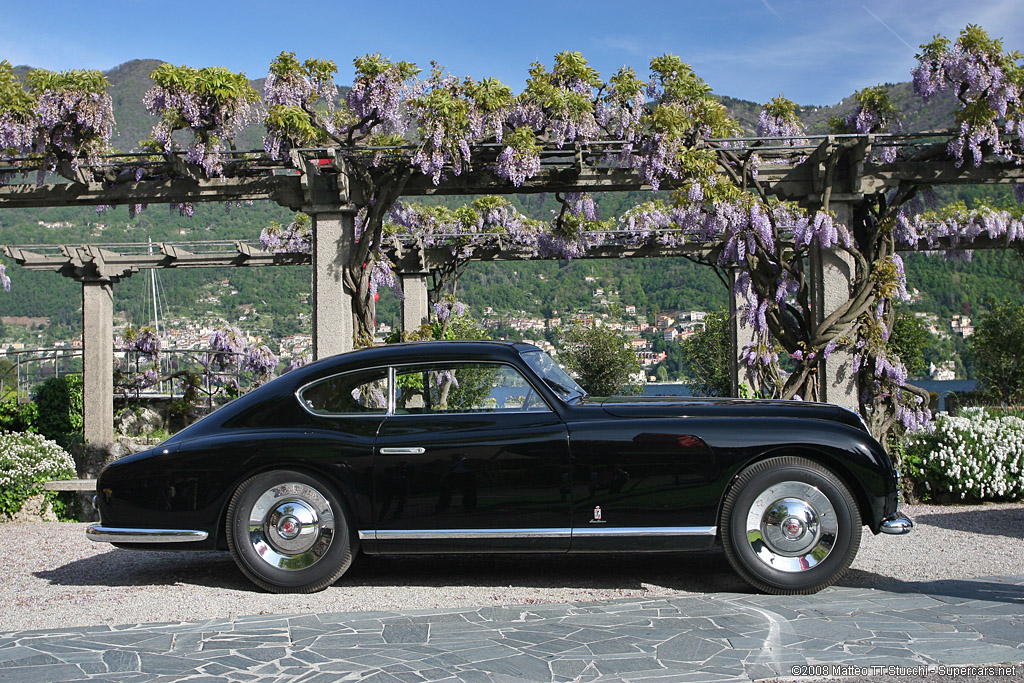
top-left (903, 407), bottom-right (1024, 501)
top-left (0, 430), bottom-right (76, 517)
top-left (559, 325), bottom-right (643, 396)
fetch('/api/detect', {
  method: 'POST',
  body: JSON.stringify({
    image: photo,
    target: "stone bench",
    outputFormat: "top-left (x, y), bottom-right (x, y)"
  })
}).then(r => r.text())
top-left (43, 479), bottom-right (97, 492)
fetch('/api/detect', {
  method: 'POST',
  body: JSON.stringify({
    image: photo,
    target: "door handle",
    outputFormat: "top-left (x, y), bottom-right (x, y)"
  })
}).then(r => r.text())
top-left (379, 447), bottom-right (426, 455)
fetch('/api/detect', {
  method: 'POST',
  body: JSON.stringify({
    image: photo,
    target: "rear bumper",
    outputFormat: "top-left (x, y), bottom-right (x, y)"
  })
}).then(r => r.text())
top-left (86, 525), bottom-right (209, 544)
top-left (879, 511), bottom-right (914, 535)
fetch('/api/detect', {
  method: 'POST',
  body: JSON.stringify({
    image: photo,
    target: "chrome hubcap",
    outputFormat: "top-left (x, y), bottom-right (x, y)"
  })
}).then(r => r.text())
top-left (745, 481), bottom-right (838, 573)
top-left (248, 482), bottom-right (335, 571)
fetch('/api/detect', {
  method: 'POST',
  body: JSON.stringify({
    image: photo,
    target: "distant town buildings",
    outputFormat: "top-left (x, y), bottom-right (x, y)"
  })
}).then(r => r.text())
top-left (950, 314), bottom-right (974, 337)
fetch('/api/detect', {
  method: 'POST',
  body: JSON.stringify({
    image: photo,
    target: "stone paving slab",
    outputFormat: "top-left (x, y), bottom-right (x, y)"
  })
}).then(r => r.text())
top-left (0, 574), bottom-right (1021, 682)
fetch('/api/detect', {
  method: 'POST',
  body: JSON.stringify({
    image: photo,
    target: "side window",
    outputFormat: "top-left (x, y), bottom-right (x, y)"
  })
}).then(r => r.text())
top-left (394, 363), bottom-right (550, 414)
top-left (299, 368), bottom-right (388, 415)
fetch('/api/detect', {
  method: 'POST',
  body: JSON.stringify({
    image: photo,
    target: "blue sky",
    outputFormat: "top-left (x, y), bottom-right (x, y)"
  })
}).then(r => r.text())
top-left (2, 0), bottom-right (1022, 105)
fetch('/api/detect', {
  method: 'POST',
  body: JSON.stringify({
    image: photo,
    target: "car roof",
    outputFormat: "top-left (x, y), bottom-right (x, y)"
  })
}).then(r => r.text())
top-left (294, 340), bottom-right (542, 377)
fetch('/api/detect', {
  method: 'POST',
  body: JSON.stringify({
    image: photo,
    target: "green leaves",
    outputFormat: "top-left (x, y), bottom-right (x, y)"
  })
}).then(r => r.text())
top-left (763, 94), bottom-right (800, 123)
top-left (607, 66), bottom-right (645, 103)
top-left (0, 60), bottom-right (34, 117)
top-left (265, 104), bottom-right (328, 146)
top-left (649, 54), bottom-right (711, 103)
top-left (558, 324), bottom-right (643, 396)
top-left (465, 77), bottom-right (513, 113)
top-left (0, 430), bottom-right (75, 518)
top-left (971, 300), bottom-right (1024, 403)
top-left (353, 53), bottom-right (420, 81)
top-left (521, 52), bottom-right (599, 126)
top-left (553, 51), bottom-right (602, 89)
top-left (150, 63), bottom-right (258, 107)
top-left (679, 310), bottom-right (732, 396)
top-left (26, 68), bottom-right (109, 95)
top-left (504, 126), bottom-right (540, 155)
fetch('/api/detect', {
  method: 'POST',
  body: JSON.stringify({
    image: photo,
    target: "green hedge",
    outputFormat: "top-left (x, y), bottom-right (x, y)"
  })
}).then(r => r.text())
top-left (34, 374), bottom-right (83, 447)
top-left (0, 398), bottom-right (38, 432)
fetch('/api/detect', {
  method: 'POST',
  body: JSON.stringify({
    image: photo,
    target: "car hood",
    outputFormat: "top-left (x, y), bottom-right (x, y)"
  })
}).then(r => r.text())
top-left (584, 395), bottom-right (865, 430)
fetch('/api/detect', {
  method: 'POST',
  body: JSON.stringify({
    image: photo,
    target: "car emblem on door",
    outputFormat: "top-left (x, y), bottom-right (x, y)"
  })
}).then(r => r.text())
top-left (590, 505), bottom-right (605, 524)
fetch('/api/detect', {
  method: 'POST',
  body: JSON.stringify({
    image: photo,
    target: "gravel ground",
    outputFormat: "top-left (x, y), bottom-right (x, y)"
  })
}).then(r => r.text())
top-left (0, 502), bottom-right (1022, 633)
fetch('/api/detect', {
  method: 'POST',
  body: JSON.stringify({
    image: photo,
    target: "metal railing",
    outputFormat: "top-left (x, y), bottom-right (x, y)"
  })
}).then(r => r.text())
top-left (1, 347), bottom-right (83, 403)
top-left (1, 347), bottom-right (271, 408)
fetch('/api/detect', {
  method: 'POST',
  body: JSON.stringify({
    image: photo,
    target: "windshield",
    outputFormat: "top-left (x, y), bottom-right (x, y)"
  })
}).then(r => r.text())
top-left (521, 349), bottom-right (586, 403)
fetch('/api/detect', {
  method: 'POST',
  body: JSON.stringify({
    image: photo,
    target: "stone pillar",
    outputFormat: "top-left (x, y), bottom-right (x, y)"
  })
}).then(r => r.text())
top-left (82, 280), bottom-right (114, 444)
top-left (400, 273), bottom-right (429, 336)
top-left (311, 210), bottom-right (356, 359)
top-left (729, 268), bottom-right (758, 397)
top-left (810, 202), bottom-right (858, 410)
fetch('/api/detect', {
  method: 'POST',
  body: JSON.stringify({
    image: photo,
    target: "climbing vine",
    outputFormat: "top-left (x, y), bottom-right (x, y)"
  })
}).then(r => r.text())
top-left (2, 25), bottom-right (1024, 441)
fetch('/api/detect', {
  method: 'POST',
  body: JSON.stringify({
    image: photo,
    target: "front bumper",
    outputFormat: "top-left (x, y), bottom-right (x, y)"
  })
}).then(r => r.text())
top-left (879, 511), bottom-right (914, 535)
top-left (86, 525), bottom-right (209, 544)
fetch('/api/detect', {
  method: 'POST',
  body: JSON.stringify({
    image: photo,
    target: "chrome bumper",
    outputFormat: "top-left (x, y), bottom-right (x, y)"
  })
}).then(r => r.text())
top-left (86, 525), bottom-right (209, 543)
top-left (879, 511), bottom-right (914, 535)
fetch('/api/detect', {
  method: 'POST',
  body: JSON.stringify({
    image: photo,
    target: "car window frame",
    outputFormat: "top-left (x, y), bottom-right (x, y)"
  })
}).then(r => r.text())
top-left (389, 360), bottom-right (554, 416)
top-left (295, 365), bottom-right (391, 418)
top-left (295, 360), bottom-right (553, 418)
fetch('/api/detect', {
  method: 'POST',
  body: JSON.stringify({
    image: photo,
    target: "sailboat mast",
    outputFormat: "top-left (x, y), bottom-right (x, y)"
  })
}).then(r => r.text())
top-left (148, 237), bottom-right (160, 338)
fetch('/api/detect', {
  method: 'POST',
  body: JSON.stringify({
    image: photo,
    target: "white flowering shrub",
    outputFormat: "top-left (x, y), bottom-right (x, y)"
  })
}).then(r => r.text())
top-left (0, 430), bottom-right (76, 517)
top-left (904, 408), bottom-right (1024, 501)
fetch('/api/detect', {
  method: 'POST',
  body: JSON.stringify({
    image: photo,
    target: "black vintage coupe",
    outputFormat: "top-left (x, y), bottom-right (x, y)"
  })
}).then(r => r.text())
top-left (88, 341), bottom-right (912, 594)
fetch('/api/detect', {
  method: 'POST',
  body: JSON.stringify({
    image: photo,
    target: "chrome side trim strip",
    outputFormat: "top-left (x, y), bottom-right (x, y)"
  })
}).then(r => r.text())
top-left (571, 526), bottom-right (717, 537)
top-left (364, 528), bottom-right (572, 541)
top-left (360, 526), bottom-right (718, 541)
top-left (86, 525), bottom-right (209, 544)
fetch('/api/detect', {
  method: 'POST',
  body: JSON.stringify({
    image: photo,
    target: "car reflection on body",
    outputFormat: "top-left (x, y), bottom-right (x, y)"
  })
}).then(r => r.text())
top-left (88, 341), bottom-right (913, 594)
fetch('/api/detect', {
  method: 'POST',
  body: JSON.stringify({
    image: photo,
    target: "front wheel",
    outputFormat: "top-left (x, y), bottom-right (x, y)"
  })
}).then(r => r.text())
top-left (720, 456), bottom-right (861, 594)
top-left (226, 470), bottom-right (353, 593)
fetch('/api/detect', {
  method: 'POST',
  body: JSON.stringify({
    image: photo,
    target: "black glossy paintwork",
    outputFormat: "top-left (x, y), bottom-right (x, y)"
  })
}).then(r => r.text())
top-left (94, 340), bottom-right (900, 554)
top-left (372, 410), bottom-right (571, 553)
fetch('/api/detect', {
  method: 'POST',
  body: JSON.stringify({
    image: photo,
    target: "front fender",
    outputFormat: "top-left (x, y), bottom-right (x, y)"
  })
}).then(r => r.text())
top-left (704, 417), bottom-right (898, 533)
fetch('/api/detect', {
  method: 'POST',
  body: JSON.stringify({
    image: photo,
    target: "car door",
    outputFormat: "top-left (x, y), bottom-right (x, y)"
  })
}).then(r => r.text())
top-left (369, 361), bottom-right (572, 553)
top-left (296, 367), bottom-right (390, 529)
top-left (566, 417), bottom-right (719, 552)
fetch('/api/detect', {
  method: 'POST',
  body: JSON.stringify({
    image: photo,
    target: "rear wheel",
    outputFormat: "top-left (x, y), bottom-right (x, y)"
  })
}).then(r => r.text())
top-left (226, 470), bottom-right (353, 593)
top-left (720, 456), bottom-right (861, 594)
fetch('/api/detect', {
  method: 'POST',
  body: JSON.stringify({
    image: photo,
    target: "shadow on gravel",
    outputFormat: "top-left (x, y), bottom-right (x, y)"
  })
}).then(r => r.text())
top-left (34, 550), bottom-right (251, 590)
top-left (915, 508), bottom-right (1024, 540)
top-left (840, 569), bottom-right (1024, 606)
top-left (37, 547), bottom-right (751, 594)
top-left (35, 546), bottom-right (1023, 606)
top-left (342, 551), bottom-right (749, 593)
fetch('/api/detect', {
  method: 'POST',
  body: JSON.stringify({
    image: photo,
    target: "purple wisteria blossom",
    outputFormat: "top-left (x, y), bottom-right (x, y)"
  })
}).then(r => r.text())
top-left (242, 344), bottom-right (279, 378)
top-left (260, 215), bottom-right (312, 254)
top-left (208, 325), bottom-right (246, 371)
top-left (913, 28), bottom-right (1024, 167)
top-left (369, 255), bottom-right (404, 300)
top-left (433, 300), bottom-right (467, 323)
top-left (495, 144), bottom-right (541, 187)
top-left (285, 354), bottom-right (310, 373)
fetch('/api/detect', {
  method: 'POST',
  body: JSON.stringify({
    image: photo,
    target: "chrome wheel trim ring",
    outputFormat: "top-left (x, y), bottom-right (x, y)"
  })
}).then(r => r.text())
top-left (247, 482), bottom-right (335, 571)
top-left (744, 481), bottom-right (838, 573)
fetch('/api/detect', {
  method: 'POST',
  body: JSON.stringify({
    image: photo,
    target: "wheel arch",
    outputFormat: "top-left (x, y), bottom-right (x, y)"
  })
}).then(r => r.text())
top-left (214, 460), bottom-right (362, 552)
top-left (716, 444), bottom-right (875, 539)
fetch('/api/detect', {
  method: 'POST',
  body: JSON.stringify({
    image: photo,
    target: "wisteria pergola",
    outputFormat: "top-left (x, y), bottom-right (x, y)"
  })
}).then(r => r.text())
top-left (2, 133), bottom-right (1023, 443)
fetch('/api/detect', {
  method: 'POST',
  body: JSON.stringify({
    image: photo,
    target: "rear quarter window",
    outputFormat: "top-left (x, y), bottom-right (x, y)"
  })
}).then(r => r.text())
top-left (299, 368), bottom-right (388, 415)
